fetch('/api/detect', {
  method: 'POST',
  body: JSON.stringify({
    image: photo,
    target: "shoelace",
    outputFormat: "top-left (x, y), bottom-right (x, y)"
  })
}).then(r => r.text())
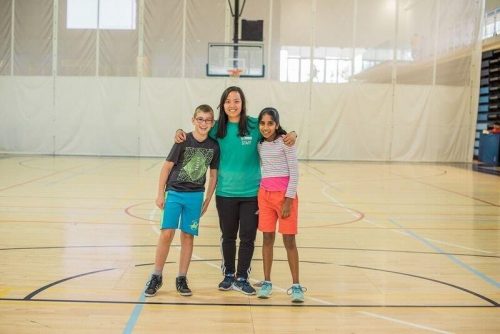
top-left (177, 277), bottom-right (189, 289)
top-left (287, 285), bottom-right (307, 295)
top-left (147, 276), bottom-right (161, 288)
top-left (261, 282), bottom-right (272, 290)
top-left (237, 279), bottom-right (251, 287)
top-left (223, 275), bottom-right (234, 282)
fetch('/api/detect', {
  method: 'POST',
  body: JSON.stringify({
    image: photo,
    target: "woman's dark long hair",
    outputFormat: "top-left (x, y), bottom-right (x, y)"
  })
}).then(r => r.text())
top-left (216, 86), bottom-right (250, 138)
top-left (258, 107), bottom-right (287, 142)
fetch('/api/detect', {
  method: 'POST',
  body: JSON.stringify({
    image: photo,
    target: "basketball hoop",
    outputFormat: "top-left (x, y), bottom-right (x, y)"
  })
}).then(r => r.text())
top-left (228, 68), bottom-right (243, 78)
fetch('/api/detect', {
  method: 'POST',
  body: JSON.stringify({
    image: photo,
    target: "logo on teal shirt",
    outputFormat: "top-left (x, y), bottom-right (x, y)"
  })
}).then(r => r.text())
top-left (241, 136), bottom-right (252, 145)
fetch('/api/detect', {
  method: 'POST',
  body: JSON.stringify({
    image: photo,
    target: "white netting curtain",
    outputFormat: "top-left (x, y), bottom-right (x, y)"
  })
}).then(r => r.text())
top-left (14, 0), bottom-right (53, 75)
top-left (185, 0), bottom-right (226, 78)
top-left (0, 0), bottom-right (484, 162)
top-left (143, 0), bottom-right (183, 77)
top-left (58, 0), bottom-right (96, 75)
top-left (0, 1), bottom-right (11, 75)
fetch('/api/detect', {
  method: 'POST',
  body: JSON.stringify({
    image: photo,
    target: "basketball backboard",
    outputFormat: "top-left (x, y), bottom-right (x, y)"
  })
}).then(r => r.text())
top-left (207, 42), bottom-right (265, 77)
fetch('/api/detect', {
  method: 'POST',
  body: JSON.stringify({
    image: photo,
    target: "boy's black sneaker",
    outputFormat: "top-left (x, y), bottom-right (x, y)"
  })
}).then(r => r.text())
top-left (232, 277), bottom-right (256, 295)
top-left (218, 274), bottom-right (235, 291)
top-left (144, 274), bottom-right (162, 297)
top-left (176, 276), bottom-right (192, 296)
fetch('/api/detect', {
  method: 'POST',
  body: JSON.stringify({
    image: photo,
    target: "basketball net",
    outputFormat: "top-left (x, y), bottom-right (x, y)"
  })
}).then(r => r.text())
top-left (228, 68), bottom-right (243, 79)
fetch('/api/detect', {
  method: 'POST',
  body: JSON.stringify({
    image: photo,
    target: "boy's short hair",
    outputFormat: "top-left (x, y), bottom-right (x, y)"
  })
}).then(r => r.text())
top-left (194, 104), bottom-right (214, 118)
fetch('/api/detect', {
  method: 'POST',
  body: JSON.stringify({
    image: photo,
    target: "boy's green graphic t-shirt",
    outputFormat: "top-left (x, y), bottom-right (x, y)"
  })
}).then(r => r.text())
top-left (166, 132), bottom-right (220, 192)
top-left (210, 117), bottom-right (261, 197)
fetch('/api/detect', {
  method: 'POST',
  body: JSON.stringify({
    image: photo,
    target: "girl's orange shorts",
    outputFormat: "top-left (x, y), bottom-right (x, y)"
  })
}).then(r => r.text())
top-left (257, 187), bottom-right (298, 235)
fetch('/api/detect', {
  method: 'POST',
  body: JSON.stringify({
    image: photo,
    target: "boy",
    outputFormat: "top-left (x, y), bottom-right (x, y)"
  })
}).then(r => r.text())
top-left (144, 104), bottom-right (219, 297)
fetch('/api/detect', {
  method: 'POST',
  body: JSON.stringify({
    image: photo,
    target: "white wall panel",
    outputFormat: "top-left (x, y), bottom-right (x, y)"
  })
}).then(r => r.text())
top-left (54, 77), bottom-right (140, 156)
top-left (392, 85), bottom-right (472, 161)
top-left (0, 77), bottom-right (54, 153)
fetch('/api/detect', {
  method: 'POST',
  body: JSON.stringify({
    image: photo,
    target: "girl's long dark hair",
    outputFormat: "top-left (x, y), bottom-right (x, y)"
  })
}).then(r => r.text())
top-left (216, 86), bottom-right (250, 138)
top-left (258, 107), bottom-right (287, 142)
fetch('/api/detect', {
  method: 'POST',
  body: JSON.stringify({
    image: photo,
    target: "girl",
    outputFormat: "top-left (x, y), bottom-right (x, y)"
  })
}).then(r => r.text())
top-left (256, 107), bottom-right (306, 303)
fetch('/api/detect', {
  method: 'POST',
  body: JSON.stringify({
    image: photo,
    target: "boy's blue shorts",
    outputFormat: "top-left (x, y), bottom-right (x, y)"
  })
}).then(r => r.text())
top-left (161, 190), bottom-right (204, 236)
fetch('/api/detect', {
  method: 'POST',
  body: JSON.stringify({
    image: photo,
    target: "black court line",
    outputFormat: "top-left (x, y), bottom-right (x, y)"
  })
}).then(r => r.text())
top-left (298, 246), bottom-right (500, 259)
top-left (341, 264), bottom-right (499, 306)
top-left (389, 171), bottom-right (500, 207)
top-left (1, 244), bottom-right (498, 259)
top-left (24, 268), bottom-right (118, 300)
top-left (302, 161), bottom-right (449, 186)
top-left (306, 160), bottom-right (499, 207)
top-left (20, 262), bottom-right (498, 306)
top-left (1, 298), bottom-right (497, 308)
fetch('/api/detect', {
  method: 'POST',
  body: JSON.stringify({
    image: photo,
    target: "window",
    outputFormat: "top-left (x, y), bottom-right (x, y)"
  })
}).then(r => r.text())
top-left (484, 10), bottom-right (496, 39)
top-left (67, 0), bottom-right (136, 30)
top-left (280, 46), bottom-right (353, 83)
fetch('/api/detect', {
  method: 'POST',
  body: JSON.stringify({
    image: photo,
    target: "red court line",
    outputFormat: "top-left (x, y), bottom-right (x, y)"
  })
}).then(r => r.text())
top-left (0, 165), bottom-right (82, 192)
top-left (124, 201), bottom-right (158, 222)
top-left (125, 201), bottom-right (365, 228)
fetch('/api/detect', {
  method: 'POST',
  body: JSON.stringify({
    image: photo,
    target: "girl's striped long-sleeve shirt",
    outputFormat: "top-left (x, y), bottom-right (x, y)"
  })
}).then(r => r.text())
top-left (257, 136), bottom-right (298, 198)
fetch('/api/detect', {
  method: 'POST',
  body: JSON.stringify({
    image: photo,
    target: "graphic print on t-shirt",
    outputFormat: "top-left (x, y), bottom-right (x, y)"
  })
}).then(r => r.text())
top-left (177, 147), bottom-right (214, 184)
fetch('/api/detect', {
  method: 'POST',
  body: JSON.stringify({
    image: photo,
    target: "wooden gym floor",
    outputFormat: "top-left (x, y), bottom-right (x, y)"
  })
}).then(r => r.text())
top-left (0, 154), bottom-right (498, 333)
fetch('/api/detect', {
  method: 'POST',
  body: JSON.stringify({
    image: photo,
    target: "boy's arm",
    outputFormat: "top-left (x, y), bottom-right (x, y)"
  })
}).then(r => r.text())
top-left (156, 161), bottom-right (174, 209)
top-left (201, 168), bottom-right (218, 216)
top-left (282, 131), bottom-right (297, 147)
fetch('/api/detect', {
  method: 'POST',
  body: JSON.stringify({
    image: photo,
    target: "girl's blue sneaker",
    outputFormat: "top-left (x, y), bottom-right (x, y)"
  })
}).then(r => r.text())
top-left (257, 281), bottom-right (272, 299)
top-left (287, 284), bottom-right (307, 303)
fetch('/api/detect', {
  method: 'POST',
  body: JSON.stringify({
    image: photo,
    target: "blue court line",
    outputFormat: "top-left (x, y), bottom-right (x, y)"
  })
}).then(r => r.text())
top-left (123, 292), bottom-right (146, 334)
top-left (388, 219), bottom-right (500, 289)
